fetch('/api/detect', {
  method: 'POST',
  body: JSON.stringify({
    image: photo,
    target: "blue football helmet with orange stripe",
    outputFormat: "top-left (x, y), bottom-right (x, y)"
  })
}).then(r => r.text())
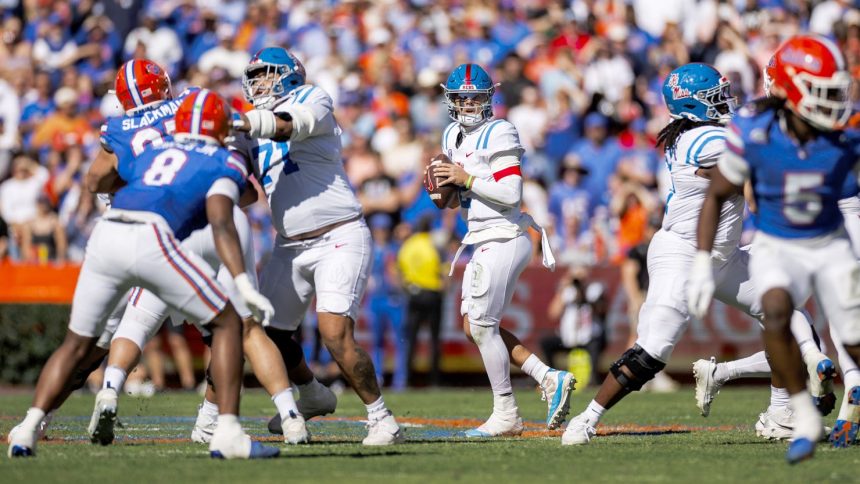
top-left (443, 63), bottom-right (497, 127)
top-left (662, 63), bottom-right (736, 124)
top-left (243, 47), bottom-right (306, 110)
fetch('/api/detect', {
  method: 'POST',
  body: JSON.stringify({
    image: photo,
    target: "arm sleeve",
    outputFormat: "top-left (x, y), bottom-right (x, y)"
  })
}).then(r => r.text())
top-left (206, 177), bottom-right (240, 203)
top-left (469, 154), bottom-right (523, 207)
top-left (278, 87), bottom-right (337, 142)
top-left (717, 123), bottom-right (750, 185)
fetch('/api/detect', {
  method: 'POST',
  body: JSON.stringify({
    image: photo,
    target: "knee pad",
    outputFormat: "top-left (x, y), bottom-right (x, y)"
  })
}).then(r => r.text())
top-left (264, 327), bottom-right (305, 369)
top-left (610, 345), bottom-right (666, 392)
top-left (468, 322), bottom-right (496, 346)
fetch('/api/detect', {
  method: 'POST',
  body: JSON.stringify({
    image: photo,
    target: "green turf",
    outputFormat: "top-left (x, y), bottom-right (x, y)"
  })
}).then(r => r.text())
top-left (1, 386), bottom-right (858, 483)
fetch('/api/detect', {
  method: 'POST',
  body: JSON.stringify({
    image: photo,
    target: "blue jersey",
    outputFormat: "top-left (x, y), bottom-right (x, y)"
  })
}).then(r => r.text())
top-left (99, 88), bottom-right (197, 163)
top-left (111, 139), bottom-right (248, 240)
top-left (720, 105), bottom-right (860, 238)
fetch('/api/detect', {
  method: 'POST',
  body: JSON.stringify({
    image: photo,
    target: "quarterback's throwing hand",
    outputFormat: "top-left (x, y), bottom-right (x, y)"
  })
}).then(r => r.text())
top-left (435, 163), bottom-right (469, 187)
top-left (687, 251), bottom-right (715, 319)
top-left (234, 273), bottom-right (275, 325)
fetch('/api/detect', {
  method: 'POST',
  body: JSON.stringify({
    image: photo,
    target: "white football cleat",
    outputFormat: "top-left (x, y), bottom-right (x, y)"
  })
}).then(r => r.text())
top-left (191, 404), bottom-right (218, 444)
top-left (561, 414), bottom-right (596, 446)
top-left (88, 388), bottom-right (118, 446)
top-left (755, 406), bottom-right (794, 440)
top-left (362, 412), bottom-right (405, 445)
top-left (283, 412), bottom-right (310, 444)
top-left (7, 411), bottom-right (52, 445)
top-left (541, 370), bottom-right (576, 430)
top-left (693, 357), bottom-right (724, 417)
top-left (463, 411), bottom-right (524, 438)
top-left (7, 424), bottom-right (36, 457)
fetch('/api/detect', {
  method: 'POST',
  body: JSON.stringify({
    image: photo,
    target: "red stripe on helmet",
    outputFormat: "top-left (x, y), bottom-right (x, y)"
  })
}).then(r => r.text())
top-left (465, 64), bottom-right (472, 85)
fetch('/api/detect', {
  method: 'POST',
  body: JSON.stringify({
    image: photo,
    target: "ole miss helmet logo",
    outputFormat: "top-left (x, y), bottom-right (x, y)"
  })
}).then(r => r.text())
top-left (668, 73), bottom-right (691, 100)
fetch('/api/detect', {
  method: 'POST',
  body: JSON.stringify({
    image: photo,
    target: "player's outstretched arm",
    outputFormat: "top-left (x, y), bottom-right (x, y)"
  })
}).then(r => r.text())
top-left (85, 149), bottom-right (122, 194)
top-left (235, 110), bottom-right (293, 141)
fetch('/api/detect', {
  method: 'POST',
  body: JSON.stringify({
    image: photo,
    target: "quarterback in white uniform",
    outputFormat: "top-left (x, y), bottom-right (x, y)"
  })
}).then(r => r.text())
top-left (562, 63), bottom-right (829, 446)
top-left (232, 47), bottom-right (402, 445)
top-left (432, 63), bottom-right (575, 437)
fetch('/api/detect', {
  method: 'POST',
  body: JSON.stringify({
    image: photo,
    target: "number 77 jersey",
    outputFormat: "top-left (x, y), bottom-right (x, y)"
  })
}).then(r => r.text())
top-left (718, 105), bottom-right (860, 238)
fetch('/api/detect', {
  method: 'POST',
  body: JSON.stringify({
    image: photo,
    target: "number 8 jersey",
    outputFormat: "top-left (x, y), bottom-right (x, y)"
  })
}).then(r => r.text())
top-left (719, 105), bottom-right (860, 238)
top-left (111, 140), bottom-right (248, 240)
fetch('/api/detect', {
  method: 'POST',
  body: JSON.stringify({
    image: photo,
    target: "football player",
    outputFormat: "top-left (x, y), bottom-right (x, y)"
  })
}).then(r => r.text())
top-left (431, 63), bottom-right (575, 436)
top-left (8, 90), bottom-right (279, 459)
top-left (562, 63), bottom-right (828, 446)
top-left (689, 35), bottom-right (860, 462)
top-left (231, 47), bottom-right (402, 445)
top-left (85, 60), bottom-right (312, 447)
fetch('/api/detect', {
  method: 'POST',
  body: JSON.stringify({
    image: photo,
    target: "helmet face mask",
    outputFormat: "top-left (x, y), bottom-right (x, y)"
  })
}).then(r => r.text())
top-left (792, 70), bottom-right (851, 130)
top-left (444, 89), bottom-right (493, 126)
top-left (242, 48), bottom-right (306, 109)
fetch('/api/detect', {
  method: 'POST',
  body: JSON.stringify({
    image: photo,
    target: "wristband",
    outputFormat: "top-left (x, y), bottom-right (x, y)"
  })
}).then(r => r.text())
top-left (466, 175), bottom-right (475, 190)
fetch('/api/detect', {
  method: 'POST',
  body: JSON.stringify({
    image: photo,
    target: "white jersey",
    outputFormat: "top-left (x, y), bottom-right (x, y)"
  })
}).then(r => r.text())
top-left (442, 119), bottom-right (526, 243)
top-left (662, 125), bottom-right (743, 258)
top-left (231, 85), bottom-right (362, 239)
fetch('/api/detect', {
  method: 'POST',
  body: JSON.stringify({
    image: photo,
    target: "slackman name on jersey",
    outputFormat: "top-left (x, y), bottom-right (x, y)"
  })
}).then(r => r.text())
top-left (121, 99), bottom-right (182, 131)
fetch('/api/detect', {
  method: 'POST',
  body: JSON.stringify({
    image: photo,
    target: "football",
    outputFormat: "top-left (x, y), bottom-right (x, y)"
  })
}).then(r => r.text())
top-left (424, 153), bottom-right (458, 209)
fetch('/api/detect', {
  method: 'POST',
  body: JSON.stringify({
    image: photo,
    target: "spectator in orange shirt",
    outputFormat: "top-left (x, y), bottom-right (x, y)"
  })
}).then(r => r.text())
top-left (31, 87), bottom-right (91, 151)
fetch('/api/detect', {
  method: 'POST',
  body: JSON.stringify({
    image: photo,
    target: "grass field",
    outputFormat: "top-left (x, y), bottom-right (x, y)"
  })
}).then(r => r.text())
top-left (1, 385), bottom-right (858, 483)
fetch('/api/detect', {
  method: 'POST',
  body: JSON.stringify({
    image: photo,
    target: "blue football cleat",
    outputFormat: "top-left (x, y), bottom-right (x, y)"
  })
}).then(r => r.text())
top-left (463, 429), bottom-right (493, 438)
top-left (8, 445), bottom-right (34, 458)
top-left (210, 441), bottom-right (280, 459)
top-left (786, 438), bottom-right (816, 464)
top-left (829, 420), bottom-right (858, 448)
top-left (812, 359), bottom-right (837, 415)
top-left (541, 370), bottom-right (576, 430)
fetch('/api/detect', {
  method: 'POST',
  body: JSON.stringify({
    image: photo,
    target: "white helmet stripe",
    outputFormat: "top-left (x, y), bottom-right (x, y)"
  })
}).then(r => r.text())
top-left (816, 35), bottom-right (846, 71)
top-left (191, 89), bottom-right (209, 135)
top-left (125, 61), bottom-right (144, 107)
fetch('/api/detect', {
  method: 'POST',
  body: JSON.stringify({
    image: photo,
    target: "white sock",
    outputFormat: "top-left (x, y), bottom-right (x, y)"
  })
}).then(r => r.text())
top-left (493, 392), bottom-right (518, 414)
top-left (21, 407), bottom-right (46, 432)
top-left (789, 391), bottom-right (821, 438)
top-left (272, 388), bottom-right (300, 419)
top-left (583, 400), bottom-right (605, 427)
top-left (521, 354), bottom-right (551, 384)
top-left (103, 365), bottom-right (128, 391)
top-left (789, 311), bottom-right (819, 360)
top-left (723, 351), bottom-right (771, 381)
top-left (769, 386), bottom-right (790, 411)
top-left (470, 324), bottom-right (512, 396)
top-left (365, 396), bottom-right (389, 421)
top-left (201, 398), bottom-right (219, 417)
